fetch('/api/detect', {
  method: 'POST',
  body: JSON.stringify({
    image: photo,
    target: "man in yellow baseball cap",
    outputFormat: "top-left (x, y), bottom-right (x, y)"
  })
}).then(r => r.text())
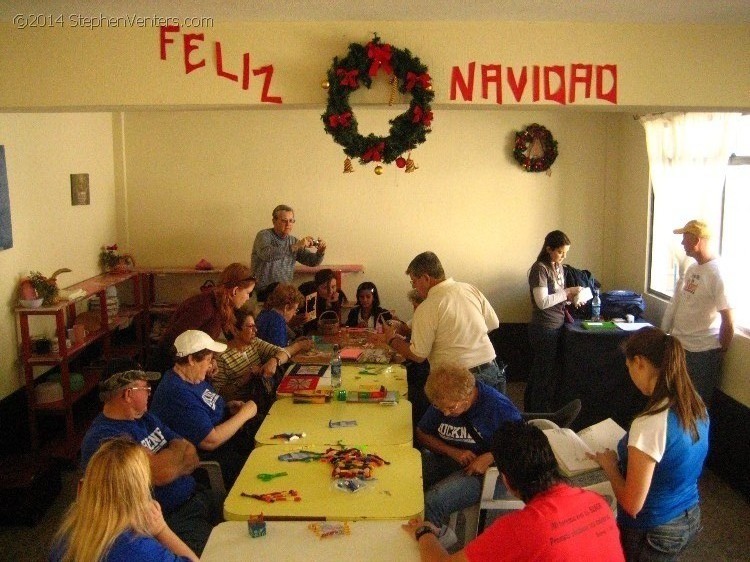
top-left (662, 219), bottom-right (734, 404)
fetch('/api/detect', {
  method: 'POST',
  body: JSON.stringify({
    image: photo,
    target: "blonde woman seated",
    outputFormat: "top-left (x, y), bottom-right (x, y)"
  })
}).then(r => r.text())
top-left (417, 363), bottom-right (521, 546)
top-left (51, 437), bottom-right (198, 561)
top-left (214, 308), bottom-right (313, 402)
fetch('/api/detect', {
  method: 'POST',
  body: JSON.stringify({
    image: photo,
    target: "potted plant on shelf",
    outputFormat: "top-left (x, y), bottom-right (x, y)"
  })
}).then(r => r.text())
top-left (99, 244), bottom-right (135, 273)
top-left (26, 269), bottom-right (71, 306)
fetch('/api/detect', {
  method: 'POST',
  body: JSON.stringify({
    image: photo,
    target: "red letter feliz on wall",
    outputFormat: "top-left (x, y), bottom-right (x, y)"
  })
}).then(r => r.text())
top-left (159, 26), bottom-right (282, 104)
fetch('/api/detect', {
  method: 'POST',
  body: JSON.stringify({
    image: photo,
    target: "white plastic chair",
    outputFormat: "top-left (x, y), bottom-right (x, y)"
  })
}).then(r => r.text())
top-left (449, 465), bottom-right (525, 544)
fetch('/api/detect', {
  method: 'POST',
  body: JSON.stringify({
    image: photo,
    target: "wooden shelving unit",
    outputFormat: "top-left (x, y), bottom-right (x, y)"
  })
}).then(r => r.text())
top-left (16, 271), bottom-right (144, 461)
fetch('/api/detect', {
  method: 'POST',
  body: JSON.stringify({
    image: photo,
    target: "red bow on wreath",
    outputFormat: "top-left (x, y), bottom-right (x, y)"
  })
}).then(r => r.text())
top-left (366, 42), bottom-right (393, 77)
top-left (412, 106), bottom-right (433, 126)
top-left (328, 112), bottom-right (352, 128)
top-left (406, 71), bottom-right (431, 92)
top-left (362, 142), bottom-right (385, 162)
top-left (336, 68), bottom-right (359, 88)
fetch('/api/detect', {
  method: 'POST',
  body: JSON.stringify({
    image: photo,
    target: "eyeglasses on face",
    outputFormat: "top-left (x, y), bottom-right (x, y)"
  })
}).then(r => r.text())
top-left (127, 386), bottom-right (151, 394)
top-left (441, 397), bottom-right (469, 414)
top-left (275, 218), bottom-right (296, 224)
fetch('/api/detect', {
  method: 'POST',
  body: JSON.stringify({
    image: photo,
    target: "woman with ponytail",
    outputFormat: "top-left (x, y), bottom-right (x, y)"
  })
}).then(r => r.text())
top-left (590, 327), bottom-right (708, 561)
top-left (151, 263), bottom-right (255, 373)
top-left (51, 438), bottom-right (197, 561)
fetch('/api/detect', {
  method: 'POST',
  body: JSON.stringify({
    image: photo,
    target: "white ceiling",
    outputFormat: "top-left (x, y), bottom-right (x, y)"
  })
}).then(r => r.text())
top-left (2, 0), bottom-right (750, 24)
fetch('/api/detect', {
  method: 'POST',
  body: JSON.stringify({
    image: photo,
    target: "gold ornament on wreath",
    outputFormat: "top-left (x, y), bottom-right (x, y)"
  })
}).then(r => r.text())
top-left (513, 123), bottom-right (558, 173)
top-left (321, 34), bottom-right (434, 174)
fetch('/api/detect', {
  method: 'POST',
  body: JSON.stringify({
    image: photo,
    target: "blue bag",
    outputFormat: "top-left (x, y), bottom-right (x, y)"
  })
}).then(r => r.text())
top-left (600, 290), bottom-right (645, 320)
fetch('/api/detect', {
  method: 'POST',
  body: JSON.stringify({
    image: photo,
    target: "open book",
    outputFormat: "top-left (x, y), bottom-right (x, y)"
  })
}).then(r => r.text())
top-left (543, 418), bottom-right (626, 477)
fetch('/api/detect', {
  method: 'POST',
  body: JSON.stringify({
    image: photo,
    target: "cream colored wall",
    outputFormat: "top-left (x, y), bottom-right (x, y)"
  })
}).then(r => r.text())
top-left (121, 108), bottom-right (612, 323)
top-left (0, 19), bottom-right (747, 408)
top-left (1, 22), bottom-right (748, 109)
top-left (0, 113), bottom-right (116, 398)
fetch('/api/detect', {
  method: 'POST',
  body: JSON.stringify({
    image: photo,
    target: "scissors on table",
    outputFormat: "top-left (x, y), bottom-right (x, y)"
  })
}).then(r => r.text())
top-left (256, 471), bottom-right (288, 482)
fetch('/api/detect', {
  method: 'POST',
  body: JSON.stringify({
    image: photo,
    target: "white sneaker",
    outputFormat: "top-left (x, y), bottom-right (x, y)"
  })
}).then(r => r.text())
top-left (437, 525), bottom-right (458, 549)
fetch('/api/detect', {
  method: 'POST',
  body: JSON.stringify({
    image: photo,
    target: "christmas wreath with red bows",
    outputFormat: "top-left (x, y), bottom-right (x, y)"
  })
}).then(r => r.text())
top-left (513, 123), bottom-right (558, 172)
top-left (322, 35), bottom-right (434, 167)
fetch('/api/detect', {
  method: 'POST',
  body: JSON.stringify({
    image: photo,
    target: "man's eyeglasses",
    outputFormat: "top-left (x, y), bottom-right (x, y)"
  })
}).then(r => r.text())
top-left (441, 398), bottom-right (468, 414)
top-left (276, 218), bottom-right (296, 224)
top-left (127, 386), bottom-right (151, 395)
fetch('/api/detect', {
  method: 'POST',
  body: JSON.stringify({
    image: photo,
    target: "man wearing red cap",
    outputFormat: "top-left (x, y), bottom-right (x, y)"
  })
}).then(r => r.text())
top-left (662, 219), bottom-right (734, 404)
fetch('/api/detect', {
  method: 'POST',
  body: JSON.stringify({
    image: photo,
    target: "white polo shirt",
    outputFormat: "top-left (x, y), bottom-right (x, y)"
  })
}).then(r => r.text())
top-left (410, 278), bottom-right (499, 369)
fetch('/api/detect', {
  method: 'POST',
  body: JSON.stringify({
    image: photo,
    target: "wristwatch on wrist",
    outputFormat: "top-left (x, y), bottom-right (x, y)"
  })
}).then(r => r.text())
top-left (415, 525), bottom-right (436, 542)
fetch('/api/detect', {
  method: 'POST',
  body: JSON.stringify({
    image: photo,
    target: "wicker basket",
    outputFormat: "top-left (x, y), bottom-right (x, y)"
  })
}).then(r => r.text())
top-left (318, 310), bottom-right (340, 336)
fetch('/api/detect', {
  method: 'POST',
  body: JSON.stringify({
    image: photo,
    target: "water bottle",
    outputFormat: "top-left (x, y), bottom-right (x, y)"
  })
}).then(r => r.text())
top-left (591, 289), bottom-right (602, 322)
top-left (330, 344), bottom-right (342, 388)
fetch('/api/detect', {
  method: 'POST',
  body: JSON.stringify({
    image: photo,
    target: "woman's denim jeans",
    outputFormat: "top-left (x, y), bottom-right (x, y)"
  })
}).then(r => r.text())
top-left (619, 504), bottom-right (701, 561)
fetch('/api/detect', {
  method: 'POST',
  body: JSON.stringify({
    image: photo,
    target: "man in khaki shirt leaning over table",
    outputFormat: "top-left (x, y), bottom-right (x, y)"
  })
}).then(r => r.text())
top-left (384, 251), bottom-right (505, 394)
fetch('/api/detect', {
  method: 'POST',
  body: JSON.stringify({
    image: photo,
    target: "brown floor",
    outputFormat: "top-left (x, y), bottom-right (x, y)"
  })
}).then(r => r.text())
top-left (0, 382), bottom-right (748, 561)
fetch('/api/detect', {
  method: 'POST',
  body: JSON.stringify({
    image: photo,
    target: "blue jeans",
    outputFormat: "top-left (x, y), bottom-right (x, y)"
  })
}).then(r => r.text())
top-left (470, 359), bottom-right (507, 395)
top-left (619, 505), bottom-right (701, 562)
top-left (684, 349), bottom-right (723, 406)
top-left (525, 324), bottom-right (562, 412)
top-left (422, 450), bottom-right (485, 527)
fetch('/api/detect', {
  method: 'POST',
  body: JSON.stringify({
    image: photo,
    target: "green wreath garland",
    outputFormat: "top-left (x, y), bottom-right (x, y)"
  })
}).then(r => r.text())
top-left (321, 35), bottom-right (434, 165)
top-left (513, 123), bottom-right (558, 172)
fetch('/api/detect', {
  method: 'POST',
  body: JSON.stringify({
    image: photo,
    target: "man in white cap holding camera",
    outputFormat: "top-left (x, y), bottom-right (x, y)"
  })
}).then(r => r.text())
top-left (662, 219), bottom-right (734, 404)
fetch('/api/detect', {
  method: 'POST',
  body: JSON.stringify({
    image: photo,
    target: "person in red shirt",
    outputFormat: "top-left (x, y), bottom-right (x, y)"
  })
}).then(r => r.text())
top-left (403, 421), bottom-right (624, 561)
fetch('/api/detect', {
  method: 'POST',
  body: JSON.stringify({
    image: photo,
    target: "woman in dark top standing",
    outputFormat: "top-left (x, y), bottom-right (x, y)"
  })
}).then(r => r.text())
top-left (150, 263), bottom-right (256, 373)
top-left (526, 231), bottom-right (581, 412)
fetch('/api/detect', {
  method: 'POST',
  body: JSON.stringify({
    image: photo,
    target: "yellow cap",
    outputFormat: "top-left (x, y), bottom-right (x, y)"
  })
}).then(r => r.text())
top-left (673, 220), bottom-right (711, 239)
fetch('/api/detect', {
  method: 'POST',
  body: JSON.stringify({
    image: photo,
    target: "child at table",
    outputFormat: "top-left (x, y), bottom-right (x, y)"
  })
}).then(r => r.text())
top-left (346, 281), bottom-right (392, 330)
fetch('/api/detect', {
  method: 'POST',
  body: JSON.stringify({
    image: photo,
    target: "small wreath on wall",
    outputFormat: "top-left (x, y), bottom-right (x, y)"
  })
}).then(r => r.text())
top-left (321, 34), bottom-right (434, 174)
top-left (513, 123), bottom-right (558, 173)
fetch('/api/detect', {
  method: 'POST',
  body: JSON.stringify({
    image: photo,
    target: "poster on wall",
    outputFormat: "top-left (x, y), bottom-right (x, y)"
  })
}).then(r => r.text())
top-left (0, 146), bottom-right (12, 251)
top-left (70, 173), bottom-right (90, 205)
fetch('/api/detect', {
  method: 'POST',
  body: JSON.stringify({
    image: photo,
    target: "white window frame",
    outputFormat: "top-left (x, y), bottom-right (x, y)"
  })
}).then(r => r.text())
top-left (647, 114), bottom-right (749, 332)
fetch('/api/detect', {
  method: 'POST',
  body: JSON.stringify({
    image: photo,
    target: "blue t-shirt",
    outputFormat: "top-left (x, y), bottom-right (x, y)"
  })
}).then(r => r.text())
top-left (50, 530), bottom-right (192, 561)
top-left (617, 408), bottom-right (709, 528)
top-left (418, 381), bottom-right (522, 453)
top-left (256, 308), bottom-right (289, 347)
top-left (81, 412), bottom-right (196, 514)
top-left (150, 370), bottom-right (226, 447)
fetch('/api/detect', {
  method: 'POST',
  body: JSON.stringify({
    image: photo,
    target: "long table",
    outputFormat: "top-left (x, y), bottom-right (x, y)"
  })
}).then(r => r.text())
top-left (224, 444), bottom-right (424, 521)
top-left (556, 322), bottom-right (648, 431)
top-left (201, 520), bottom-right (420, 561)
top-left (255, 397), bottom-right (413, 446)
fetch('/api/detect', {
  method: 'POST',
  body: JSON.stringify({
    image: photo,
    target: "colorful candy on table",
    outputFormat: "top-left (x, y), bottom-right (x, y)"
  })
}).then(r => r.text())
top-left (309, 522), bottom-right (351, 539)
top-left (241, 489), bottom-right (302, 503)
top-left (320, 447), bottom-right (390, 479)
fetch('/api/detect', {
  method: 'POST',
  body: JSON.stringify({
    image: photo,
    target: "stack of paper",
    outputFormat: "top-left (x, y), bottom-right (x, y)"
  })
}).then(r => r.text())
top-left (542, 418), bottom-right (626, 476)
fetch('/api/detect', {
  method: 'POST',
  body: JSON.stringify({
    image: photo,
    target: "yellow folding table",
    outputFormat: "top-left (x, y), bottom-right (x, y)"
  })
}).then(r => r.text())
top-left (224, 444), bottom-right (423, 521)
